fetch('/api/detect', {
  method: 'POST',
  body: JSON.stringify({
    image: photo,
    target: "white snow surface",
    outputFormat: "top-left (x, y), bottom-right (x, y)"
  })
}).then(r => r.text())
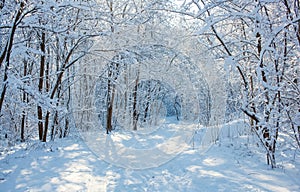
top-left (0, 120), bottom-right (299, 192)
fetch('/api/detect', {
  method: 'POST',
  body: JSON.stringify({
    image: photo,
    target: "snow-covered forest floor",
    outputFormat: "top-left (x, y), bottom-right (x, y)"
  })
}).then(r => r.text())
top-left (0, 120), bottom-right (299, 192)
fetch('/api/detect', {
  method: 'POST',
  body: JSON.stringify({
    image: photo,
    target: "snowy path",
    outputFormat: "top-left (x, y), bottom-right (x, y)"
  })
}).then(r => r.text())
top-left (81, 121), bottom-right (196, 169)
top-left (0, 121), bottom-right (299, 191)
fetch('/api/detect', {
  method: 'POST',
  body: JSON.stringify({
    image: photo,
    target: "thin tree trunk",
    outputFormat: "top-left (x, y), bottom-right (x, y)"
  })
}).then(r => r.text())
top-left (63, 117), bottom-right (69, 138)
top-left (42, 111), bottom-right (50, 142)
top-left (63, 68), bottom-right (72, 138)
top-left (50, 111), bottom-right (59, 140)
top-left (20, 59), bottom-right (28, 142)
top-left (106, 68), bottom-right (115, 134)
top-left (143, 82), bottom-right (151, 123)
top-left (37, 32), bottom-right (46, 141)
top-left (132, 72), bottom-right (139, 131)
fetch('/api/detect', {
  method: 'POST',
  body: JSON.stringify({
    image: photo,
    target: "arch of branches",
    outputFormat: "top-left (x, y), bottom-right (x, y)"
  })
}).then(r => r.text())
top-left (94, 45), bottom-right (211, 133)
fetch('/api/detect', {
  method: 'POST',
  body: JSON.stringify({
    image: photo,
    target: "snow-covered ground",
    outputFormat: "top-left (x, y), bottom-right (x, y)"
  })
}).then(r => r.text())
top-left (0, 120), bottom-right (299, 192)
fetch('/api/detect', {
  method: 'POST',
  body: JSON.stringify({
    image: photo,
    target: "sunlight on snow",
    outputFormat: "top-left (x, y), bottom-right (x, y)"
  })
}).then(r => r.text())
top-left (202, 157), bottom-right (225, 167)
top-left (81, 121), bottom-right (196, 169)
top-left (186, 165), bottom-right (225, 178)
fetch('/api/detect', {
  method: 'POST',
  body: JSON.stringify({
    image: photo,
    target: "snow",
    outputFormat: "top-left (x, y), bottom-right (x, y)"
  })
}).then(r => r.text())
top-left (0, 120), bottom-right (299, 192)
top-left (81, 118), bottom-right (195, 170)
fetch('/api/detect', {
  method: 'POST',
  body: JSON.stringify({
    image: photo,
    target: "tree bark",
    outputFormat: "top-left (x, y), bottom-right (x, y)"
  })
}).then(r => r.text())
top-left (132, 72), bottom-right (139, 131)
top-left (20, 59), bottom-right (28, 142)
top-left (37, 32), bottom-right (46, 141)
top-left (106, 69), bottom-right (115, 134)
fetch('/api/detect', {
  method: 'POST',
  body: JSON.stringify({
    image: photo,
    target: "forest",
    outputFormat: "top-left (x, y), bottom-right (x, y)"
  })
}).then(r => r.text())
top-left (0, 0), bottom-right (299, 186)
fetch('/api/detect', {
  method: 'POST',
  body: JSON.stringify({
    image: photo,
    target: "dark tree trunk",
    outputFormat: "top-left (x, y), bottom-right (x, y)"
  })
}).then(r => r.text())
top-left (42, 111), bottom-right (50, 142)
top-left (20, 59), bottom-right (28, 142)
top-left (37, 32), bottom-right (46, 141)
top-left (132, 77), bottom-right (139, 131)
top-left (106, 69), bottom-right (115, 134)
top-left (143, 84), bottom-right (150, 122)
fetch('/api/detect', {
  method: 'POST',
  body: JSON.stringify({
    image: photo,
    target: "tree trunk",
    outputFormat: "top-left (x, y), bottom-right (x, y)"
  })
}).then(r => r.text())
top-left (63, 68), bottom-right (72, 138)
top-left (20, 59), bottom-right (28, 142)
top-left (132, 75), bottom-right (139, 131)
top-left (42, 111), bottom-right (50, 142)
top-left (51, 111), bottom-right (59, 140)
top-left (106, 69), bottom-right (115, 134)
top-left (37, 32), bottom-right (46, 141)
top-left (143, 82), bottom-right (151, 123)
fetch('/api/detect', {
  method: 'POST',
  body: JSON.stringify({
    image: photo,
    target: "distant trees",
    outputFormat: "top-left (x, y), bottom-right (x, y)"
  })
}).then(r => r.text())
top-left (73, 0), bottom-right (175, 133)
top-left (179, 0), bottom-right (300, 167)
top-left (94, 44), bottom-right (211, 133)
top-left (75, 0), bottom-right (200, 133)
